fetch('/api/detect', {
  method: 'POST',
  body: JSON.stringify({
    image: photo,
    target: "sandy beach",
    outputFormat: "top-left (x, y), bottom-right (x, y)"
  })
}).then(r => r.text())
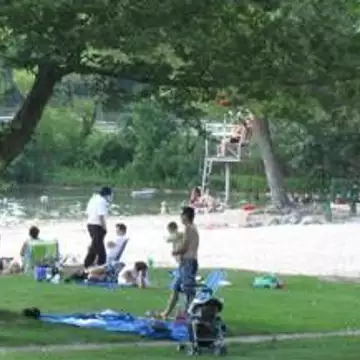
top-left (0, 209), bottom-right (359, 278)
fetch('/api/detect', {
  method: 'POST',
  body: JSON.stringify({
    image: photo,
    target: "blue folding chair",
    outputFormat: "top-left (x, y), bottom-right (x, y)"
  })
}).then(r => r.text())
top-left (169, 269), bottom-right (226, 299)
top-left (194, 270), bottom-right (226, 302)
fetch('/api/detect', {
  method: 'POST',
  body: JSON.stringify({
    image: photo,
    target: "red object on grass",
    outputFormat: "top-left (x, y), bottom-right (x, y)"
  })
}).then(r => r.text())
top-left (242, 203), bottom-right (257, 211)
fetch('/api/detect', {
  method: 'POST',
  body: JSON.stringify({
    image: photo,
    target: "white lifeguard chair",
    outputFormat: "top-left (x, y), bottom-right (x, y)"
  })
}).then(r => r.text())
top-left (201, 110), bottom-right (252, 204)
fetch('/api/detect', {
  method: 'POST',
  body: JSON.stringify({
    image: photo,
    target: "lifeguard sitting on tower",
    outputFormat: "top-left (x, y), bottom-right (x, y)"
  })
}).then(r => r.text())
top-left (218, 115), bottom-right (252, 157)
top-left (201, 106), bottom-right (254, 205)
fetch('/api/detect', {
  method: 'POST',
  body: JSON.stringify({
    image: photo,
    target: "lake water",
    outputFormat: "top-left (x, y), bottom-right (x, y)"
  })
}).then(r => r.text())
top-left (0, 186), bottom-right (243, 223)
top-left (0, 187), bottom-right (184, 221)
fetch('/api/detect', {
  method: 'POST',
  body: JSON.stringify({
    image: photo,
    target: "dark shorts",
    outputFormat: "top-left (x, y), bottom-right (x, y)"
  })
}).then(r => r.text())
top-left (172, 258), bottom-right (198, 294)
top-left (230, 137), bottom-right (240, 144)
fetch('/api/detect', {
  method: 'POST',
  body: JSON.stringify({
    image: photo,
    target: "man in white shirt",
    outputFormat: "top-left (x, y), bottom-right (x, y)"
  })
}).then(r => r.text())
top-left (84, 186), bottom-right (112, 268)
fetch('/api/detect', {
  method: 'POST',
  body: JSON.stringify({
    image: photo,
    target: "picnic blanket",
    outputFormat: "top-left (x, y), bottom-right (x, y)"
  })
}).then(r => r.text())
top-left (41, 309), bottom-right (188, 341)
top-left (76, 280), bottom-right (133, 289)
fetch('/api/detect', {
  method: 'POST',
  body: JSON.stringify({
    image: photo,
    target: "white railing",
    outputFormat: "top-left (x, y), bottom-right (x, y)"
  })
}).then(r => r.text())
top-left (205, 122), bottom-right (234, 137)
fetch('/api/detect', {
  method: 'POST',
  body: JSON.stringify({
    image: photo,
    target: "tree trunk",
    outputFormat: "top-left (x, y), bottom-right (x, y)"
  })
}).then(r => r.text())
top-left (79, 101), bottom-right (98, 140)
top-left (0, 65), bottom-right (62, 169)
top-left (252, 116), bottom-right (291, 208)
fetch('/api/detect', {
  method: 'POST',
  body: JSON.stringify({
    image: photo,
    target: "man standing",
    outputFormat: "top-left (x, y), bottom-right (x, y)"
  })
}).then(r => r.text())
top-left (84, 186), bottom-right (112, 268)
top-left (161, 206), bottom-right (199, 318)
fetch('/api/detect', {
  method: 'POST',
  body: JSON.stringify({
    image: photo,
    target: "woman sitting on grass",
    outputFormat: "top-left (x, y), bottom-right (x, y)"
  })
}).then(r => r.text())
top-left (20, 226), bottom-right (41, 261)
top-left (12, 225), bottom-right (42, 274)
top-left (0, 226), bottom-right (39, 276)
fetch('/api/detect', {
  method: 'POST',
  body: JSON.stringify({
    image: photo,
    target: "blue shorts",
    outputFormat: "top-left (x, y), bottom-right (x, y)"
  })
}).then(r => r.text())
top-left (172, 258), bottom-right (198, 294)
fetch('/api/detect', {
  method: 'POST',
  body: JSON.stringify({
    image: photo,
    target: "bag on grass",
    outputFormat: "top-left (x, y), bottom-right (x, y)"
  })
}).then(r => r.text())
top-left (252, 274), bottom-right (284, 289)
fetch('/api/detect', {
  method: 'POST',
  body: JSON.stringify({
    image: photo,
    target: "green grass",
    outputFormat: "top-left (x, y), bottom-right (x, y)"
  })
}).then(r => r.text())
top-left (0, 270), bottom-right (360, 347)
top-left (2, 338), bottom-right (360, 360)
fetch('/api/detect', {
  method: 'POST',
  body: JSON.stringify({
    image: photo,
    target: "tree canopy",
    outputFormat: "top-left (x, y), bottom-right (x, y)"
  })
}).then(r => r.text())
top-left (1, 0), bottom-right (360, 205)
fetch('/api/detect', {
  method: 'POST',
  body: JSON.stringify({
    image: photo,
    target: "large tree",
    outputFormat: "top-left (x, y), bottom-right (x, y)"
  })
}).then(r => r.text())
top-left (1, 0), bottom-right (360, 206)
top-left (0, 0), bottom-right (225, 168)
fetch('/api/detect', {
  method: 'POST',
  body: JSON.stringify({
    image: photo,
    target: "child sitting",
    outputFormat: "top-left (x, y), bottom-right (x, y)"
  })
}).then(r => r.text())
top-left (121, 261), bottom-right (149, 288)
top-left (166, 222), bottom-right (183, 264)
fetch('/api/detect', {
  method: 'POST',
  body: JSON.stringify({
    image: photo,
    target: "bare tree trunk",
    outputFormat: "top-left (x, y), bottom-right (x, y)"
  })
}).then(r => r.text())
top-left (0, 65), bottom-right (62, 169)
top-left (252, 116), bottom-right (291, 208)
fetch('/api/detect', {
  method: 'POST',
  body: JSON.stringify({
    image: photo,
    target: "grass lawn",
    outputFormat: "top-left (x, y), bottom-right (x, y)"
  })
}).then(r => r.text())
top-left (2, 338), bottom-right (360, 360)
top-left (0, 269), bottom-right (359, 346)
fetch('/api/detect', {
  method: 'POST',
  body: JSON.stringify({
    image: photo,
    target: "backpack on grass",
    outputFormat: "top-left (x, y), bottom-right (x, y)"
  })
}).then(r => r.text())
top-left (252, 274), bottom-right (284, 289)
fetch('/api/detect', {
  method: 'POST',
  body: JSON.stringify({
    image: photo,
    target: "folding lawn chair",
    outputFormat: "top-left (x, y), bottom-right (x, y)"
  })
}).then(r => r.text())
top-left (194, 270), bottom-right (227, 302)
top-left (169, 269), bottom-right (226, 297)
top-left (113, 239), bottom-right (128, 262)
top-left (25, 240), bottom-right (59, 274)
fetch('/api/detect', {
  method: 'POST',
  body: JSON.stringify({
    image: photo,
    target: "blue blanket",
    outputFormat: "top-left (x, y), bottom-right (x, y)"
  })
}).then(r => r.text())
top-left (75, 281), bottom-right (133, 289)
top-left (41, 310), bottom-right (188, 341)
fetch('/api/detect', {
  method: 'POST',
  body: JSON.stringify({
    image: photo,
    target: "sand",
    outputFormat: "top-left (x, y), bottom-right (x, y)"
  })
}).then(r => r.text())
top-left (1, 210), bottom-right (359, 278)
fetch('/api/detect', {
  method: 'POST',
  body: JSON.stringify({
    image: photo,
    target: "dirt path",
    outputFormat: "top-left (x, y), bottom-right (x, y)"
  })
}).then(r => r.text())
top-left (1, 329), bottom-right (360, 354)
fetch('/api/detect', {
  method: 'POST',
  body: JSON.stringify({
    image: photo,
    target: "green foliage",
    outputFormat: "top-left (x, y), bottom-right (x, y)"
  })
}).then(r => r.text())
top-left (6, 106), bottom-right (83, 183)
top-left (5, 97), bottom-right (203, 188)
top-left (2, 0), bottom-right (360, 196)
top-left (125, 100), bottom-right (202, 186)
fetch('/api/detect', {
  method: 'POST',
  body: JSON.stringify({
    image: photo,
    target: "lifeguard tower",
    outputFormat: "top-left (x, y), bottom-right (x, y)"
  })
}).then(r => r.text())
top-left (201, 110), bottom-right (252, 204)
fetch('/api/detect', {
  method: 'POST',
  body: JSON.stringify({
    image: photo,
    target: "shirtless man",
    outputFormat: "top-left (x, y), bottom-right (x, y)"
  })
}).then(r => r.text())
top-left (161, 206), bottom-right (199, 318)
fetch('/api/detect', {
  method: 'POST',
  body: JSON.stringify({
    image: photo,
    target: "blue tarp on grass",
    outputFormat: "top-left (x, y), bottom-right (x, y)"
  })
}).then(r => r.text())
top-left (41, 309), bottom-right (188, 341)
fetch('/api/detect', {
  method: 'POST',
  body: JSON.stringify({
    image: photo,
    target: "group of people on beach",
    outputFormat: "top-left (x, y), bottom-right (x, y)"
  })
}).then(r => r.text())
top-left (1, 185), bottom-right (200, 318)
top-left (85, 186), bottom-right (200, 318)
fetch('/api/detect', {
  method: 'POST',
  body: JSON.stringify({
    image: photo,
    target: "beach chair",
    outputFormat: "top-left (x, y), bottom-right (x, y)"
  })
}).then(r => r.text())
top-left (80, 240), bottom-right (129, 288)
top-left (169, 269), bottom-right (226, 295)
top-left (193, 270), bottom-right (226, 302)
top-left (105, 239), bottom-right (128, 280)
top-left (113, 239), bottom-right (128, 263)
top-left (25, 240), bottom-right (59, 273)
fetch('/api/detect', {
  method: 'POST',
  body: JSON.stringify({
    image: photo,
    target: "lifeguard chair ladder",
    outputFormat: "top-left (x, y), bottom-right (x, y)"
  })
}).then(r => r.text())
top-left (201, 121), bottom-right (250, 204)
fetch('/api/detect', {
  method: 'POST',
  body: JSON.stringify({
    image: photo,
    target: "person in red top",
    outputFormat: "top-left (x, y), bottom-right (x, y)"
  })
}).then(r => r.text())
top-left (189, 187), bottom-right (202, 208)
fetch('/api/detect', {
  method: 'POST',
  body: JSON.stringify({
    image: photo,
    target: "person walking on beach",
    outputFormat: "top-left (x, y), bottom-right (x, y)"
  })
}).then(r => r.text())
top-left (84, 186), bottom-right (112, 268)
top-left (161, 206), bottom-right (199, 318)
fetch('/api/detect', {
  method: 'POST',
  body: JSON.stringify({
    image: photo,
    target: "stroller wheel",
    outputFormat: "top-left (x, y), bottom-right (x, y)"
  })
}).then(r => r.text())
top-left (177, 344), bottom-right (186, 352)
top-left (213, 345), bottom-right (227, 356)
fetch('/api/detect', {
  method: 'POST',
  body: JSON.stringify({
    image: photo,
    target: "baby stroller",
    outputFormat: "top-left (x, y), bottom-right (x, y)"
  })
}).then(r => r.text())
top-left (186, 296), bottom-right (227, 356)
top-left (177, 270), bottom-right (228, 356)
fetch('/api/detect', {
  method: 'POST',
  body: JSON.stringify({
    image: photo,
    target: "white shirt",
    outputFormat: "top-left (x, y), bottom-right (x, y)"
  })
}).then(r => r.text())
top-left (118, 266), bottom-right (150, 287)
top-left (106, 235), bottom-right (128, 262)
top-left (86, 194), bottom-right (108, 226)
